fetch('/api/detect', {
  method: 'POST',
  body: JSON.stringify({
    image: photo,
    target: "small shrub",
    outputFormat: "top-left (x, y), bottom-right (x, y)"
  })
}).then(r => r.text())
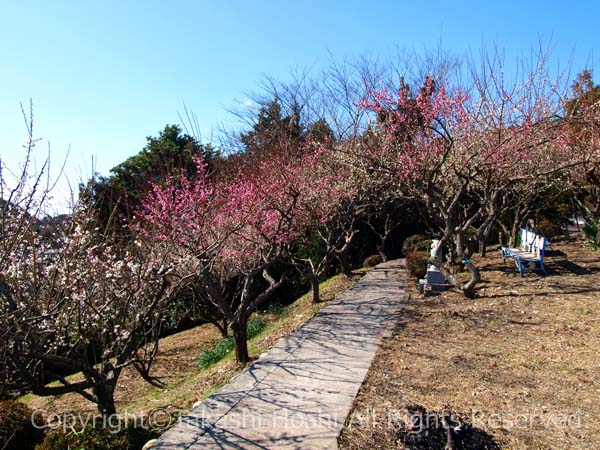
top-left (197, 336), bottom-right (234, 369)
top-left (266, 302), bottom-right (285, 316)
top-left (197, 316), bottom-right (268, 369)
top-left (406, 251), bottom-right (430, 279)
top-left (535, 218), bottom-right (564, 239)
top-left (0, 400), bottom-right (44, 450)
top-left (35, 420), bottom-right (159, 450)
top-left (402, 235), bottom-right (432, 256)
top-left (363, 254), bottom-right (383, 268)
top-left (246, 315), bottom-right (267, 339)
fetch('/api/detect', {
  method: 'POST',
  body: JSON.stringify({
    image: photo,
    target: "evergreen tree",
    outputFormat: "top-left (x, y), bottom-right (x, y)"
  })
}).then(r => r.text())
top-left (85, 124), bottom-right (215, 236)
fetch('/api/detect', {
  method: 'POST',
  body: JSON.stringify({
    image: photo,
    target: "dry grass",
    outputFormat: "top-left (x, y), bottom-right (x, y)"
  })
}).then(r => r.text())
top-left (340, 239), bottom-right (600, 450)
top-left (22, 269), bottom-right (368, 419)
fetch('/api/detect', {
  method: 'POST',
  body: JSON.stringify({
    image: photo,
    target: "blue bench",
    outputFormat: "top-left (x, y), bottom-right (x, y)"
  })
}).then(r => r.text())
top-left (501, 228), bottom-right (549, 276)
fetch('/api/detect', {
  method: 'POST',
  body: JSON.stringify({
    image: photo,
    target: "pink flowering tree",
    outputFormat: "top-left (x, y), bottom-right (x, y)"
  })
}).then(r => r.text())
top-left (264, 149), bottom-right (360, 301)
top-left (138, 153), bottom-right (307, 363)
top-left (214, 148), bottom-right (365, 357)
top-left (134, 158), bottom-right (235, 332)
top-left (357, 76), bottom-right (483, 295)
top-left (357, 53), bottom-right (583, 297)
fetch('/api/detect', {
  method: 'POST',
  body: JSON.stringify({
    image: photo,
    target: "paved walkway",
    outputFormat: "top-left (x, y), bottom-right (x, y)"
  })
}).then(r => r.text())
top-left (152, 260), bottom-right (406, 450)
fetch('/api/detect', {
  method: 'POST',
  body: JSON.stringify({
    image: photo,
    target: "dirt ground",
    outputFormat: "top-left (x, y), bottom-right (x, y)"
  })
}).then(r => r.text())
top-left (23, 270), bottom-right (367, 422)
top-left (339, 239), bottom-right (600, 450)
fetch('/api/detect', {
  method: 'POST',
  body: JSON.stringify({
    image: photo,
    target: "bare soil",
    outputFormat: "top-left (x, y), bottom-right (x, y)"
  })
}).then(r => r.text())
top-left (339, 239), bottom-right (600, 450)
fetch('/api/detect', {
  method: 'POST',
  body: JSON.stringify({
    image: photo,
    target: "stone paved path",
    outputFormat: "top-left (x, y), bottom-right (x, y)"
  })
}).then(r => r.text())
top-left (151, 260), bottom-right (406, 449)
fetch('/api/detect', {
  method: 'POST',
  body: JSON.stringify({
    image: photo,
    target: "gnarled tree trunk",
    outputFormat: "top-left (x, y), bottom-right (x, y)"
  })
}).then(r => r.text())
top-left (231, 316), bottom-right (249, 364)
top-left (93, 380), bottom-right (117, 417)
top-left (430, 257), bottom-right (480, 299)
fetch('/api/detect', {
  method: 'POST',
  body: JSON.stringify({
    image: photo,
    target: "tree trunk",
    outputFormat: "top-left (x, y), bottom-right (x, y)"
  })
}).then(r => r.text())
top-left (212, 319), bottom-right (229, 337)
top-left (509, 206), bottom-right (525, 247)
top-left (377, 230), bottom-right (392, 262)
top-left (133, 360), bottom-right (152, 381)
top-left (477, 219), bottom-right (496, 257)
top-left (509, 222), bottom-right (519, 248)
top-left (376, 243), bottom-right (389, 262)
top-left (430, 230), bottom-right (481, 299)
top-left (336, 250), bottom-right (352, 277)
top-left (93, 382), bottom-right (117, 417)
top-left (431, 258), bottom-right (480, 299)
top-left (455, 231), bottom-right (465, 264)
top-left (221, 319), bottom-right (229, 337)
top-left (478, 239), bottom-right (486, 257)
top-left (461, 260), bottom-right (481, 299)
top-left (134, 334), bottom-right (160, 382)
top-left (310, 272), bottom-right (320, 303)
top-left (232, 317), bottom-right (249, 364)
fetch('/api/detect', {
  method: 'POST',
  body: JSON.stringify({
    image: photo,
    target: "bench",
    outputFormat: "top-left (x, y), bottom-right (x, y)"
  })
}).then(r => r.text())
top-left (501, 228), bottom-right (549, 276)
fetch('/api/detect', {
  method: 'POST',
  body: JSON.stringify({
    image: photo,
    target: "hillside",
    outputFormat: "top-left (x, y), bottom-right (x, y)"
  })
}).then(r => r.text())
top-left (22, 270), bottom-right (368, 421)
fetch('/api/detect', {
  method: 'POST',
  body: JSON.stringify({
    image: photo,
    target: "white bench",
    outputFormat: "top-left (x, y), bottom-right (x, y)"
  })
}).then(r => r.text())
top-left (501, 228), bottom-right (549, 276)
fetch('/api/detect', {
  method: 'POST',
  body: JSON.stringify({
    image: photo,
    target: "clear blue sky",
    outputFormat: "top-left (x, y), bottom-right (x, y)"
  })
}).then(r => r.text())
top-left (0, 0), bottom-right (597, 210)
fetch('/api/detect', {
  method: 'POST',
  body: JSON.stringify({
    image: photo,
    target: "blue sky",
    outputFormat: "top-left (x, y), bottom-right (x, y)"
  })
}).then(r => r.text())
top-left (0, 1), bottom-right (597, 210)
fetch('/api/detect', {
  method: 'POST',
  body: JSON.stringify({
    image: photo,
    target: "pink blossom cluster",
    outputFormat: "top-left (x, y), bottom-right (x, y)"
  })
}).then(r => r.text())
top-left (359, 78), bottom-right (470, 182)
top-left (136, 150), bottom-right (346, 277)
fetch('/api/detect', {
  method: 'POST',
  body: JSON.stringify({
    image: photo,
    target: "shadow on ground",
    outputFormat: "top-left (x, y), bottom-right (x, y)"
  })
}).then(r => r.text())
top-left (396, 404), bottom-right (501, 450)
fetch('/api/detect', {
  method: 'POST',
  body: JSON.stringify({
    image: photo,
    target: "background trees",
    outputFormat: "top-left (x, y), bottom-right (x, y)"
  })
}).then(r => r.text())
top-left (564, 70), bottom-right (600, 247)
top-left (86, 124), bottom-right (214, 238)
top-left (565, 70), bottom-right (600, 117)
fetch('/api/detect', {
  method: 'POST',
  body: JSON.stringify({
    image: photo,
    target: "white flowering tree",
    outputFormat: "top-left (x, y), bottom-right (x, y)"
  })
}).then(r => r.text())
top-left (0, 114), bottom-right (180, 417)
top-left (1, 202), bottom-right (181, 416)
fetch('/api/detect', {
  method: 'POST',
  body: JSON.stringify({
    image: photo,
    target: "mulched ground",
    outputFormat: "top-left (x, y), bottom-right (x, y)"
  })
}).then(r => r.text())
top-left (339, 239), bottom-right (600, 450)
